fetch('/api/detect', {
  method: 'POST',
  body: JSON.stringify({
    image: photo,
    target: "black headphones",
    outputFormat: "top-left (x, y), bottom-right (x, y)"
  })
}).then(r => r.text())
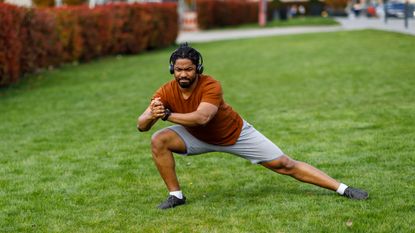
top-left (169, 47), bottom-right (204, 74)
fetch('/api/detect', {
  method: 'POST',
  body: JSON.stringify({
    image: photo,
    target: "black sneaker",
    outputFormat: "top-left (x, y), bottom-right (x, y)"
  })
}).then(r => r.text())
top-left (157, 195), bottom-right (186, 209)
top-left (343, 187), bottom-right (369, 200)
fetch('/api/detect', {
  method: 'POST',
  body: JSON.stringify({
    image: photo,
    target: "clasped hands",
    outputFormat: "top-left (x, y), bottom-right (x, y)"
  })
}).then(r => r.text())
top-left (150, 97), bottom-right (166, 120)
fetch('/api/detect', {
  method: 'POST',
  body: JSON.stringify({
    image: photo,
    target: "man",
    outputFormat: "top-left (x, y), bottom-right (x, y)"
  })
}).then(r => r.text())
top-left (137, 43), bottom-right (368, 210)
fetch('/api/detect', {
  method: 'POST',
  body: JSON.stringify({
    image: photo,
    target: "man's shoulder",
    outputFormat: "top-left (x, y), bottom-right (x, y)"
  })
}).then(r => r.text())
top-left (159, 79), bottom-right (177, 90)
top-left (201, 74), bottom-right (217, 81)
top-left (198, 75), bottom-right (223, 98)
top-left (200, 75), bottom-right (220, 86)
top-left (154, 80), bottom-right (177, 100)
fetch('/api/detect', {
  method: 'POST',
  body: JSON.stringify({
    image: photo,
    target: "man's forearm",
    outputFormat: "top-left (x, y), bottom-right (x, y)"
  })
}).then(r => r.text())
top-left (166, 102), bottom-right (217, 127)
top-left (137, 112), bottom-right (158, 132)
top-left (167, 111), bottom-right (211, 127)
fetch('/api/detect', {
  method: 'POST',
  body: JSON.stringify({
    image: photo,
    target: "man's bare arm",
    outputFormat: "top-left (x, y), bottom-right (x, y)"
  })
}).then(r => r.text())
top-left (137, 98), bottom-right (164, 132)
top-left (166, 102), bottom-right (218, 127)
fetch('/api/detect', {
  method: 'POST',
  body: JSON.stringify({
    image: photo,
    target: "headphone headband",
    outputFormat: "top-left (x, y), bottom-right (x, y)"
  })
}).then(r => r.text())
top-left (169, 44), bottom-right (204, 74)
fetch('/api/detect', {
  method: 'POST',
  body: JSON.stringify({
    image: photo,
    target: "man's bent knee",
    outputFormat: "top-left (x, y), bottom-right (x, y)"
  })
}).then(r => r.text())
top-left (151, 128), bottom-right (186, 155)
top-left (151, 129), bottom-right (173, 154)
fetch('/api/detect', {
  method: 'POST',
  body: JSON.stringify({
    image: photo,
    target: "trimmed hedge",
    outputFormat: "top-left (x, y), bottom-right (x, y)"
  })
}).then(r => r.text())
top-left (64, 0), bottom-right (87, 6)
top-left (0, 2), bottom-right (178, 86)
top-left (33, 0), bottom-right (55, 7)
top-left (33, 0), bottom-right (87, 7)
top-left (20, 8), bottom-right (63, 74)
top-left (196, 0), bottom-right (258, 29)
top-left (0, 3), bottom-right (24, 85)
top-left (325, 0), bottom-right (347, 15)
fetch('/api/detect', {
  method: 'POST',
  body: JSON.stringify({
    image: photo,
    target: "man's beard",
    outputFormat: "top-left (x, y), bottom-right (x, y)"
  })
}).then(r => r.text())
top-left (177, 77), bottom-right (195, 88)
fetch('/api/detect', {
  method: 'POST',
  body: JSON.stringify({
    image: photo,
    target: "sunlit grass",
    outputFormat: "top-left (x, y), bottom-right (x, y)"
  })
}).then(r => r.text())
top-left (1, 30), bottom-right (414, 232)
top-left (217, 16), bottom-right (339, 30)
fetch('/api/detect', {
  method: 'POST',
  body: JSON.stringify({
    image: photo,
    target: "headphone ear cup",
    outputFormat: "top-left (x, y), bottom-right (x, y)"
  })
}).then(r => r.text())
top-left (197, 64), bottom-right (204, 74)
top-left (169, 64), bottom-right (174, 74)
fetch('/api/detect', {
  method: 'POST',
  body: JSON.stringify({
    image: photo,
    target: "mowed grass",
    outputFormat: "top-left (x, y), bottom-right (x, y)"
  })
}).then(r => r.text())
top-left (1, 30), bottom-right (415, 232)
top-left (214, 17), bottom-right (339, 31)
top-left (238, 16), bottom-right (339, 29)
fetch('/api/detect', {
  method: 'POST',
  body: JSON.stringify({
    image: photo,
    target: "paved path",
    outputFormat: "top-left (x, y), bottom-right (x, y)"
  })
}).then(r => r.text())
top-left (176, 17), bottom-right (415, 43)
top-left (336, 17), bottom-right (415, 35)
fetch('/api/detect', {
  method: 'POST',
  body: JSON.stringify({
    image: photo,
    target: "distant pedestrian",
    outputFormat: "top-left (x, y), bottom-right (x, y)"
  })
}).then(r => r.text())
top-left (353, 3), bottom-right (362, 17)
top-left (299, 5), bottom-right (306, 16)
top-left (346, 0), bottom-right (354, 19)
top-left (290, 5), bottom-right (298, 18)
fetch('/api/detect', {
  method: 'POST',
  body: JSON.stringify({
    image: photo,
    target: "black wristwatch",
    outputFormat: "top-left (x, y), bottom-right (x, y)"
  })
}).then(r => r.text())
top-left (162, 108), bottom-right (171, 121)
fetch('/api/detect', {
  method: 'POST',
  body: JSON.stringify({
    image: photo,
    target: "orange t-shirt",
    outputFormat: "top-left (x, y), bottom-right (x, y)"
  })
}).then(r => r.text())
top-left (153, 75), bottom-right (243, 146)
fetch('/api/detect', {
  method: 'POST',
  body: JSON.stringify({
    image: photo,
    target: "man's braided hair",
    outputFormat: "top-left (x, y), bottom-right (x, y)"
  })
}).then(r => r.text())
top-left (169, 42), bottom-right (203, 74)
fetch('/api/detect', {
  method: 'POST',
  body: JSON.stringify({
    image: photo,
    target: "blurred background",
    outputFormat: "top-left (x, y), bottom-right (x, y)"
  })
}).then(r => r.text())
top-left (3, 0), bottom-right (415, 20)
top-left (1, 0), bottom-right (414, 87)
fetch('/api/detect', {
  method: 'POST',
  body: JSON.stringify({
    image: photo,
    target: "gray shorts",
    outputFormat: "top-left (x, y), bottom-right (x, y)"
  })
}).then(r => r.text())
top-left (167, 120), bottom-right (284, 164)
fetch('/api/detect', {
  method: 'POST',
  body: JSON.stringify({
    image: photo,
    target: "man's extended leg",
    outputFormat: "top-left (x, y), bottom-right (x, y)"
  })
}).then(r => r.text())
top-left (261, 155), bottom-right (339, 190)
top-left (151, 128), bottom-right (187, 209)
top-left (261, 155), bottom-right (368, 199)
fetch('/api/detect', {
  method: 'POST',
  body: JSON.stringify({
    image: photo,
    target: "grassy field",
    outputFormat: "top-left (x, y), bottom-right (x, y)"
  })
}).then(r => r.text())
top-left (221, 17), bottom-right (339, 30)
top-left (1, 30), bottom-right (415, 232)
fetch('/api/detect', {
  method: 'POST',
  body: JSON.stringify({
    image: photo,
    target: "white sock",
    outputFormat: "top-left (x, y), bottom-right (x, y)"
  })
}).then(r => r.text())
top-left (169, 190), bottom-right (183, 199)
top-left (336, 183), bottom-right (348, 195)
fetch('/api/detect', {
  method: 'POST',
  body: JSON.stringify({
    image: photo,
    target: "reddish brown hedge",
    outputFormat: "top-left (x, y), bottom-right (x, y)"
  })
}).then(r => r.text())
top-left (196, 0), bottom-right (258, 29)
top-left (54, 7), bottom-right (83, 62)
top-left (33, 0), bottom-right (54, 7)
top-left (0, 3), bottom-right (24, 85)
top-left (20, 8), bottom-right (62, 74)
top-left (64, 0), bottom-right (87, 6)
top-left (0, 2), bottom-right (178, 86)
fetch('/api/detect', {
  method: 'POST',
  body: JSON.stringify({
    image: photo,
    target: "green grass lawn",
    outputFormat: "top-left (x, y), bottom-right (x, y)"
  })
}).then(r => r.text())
top-left (265, 16), bottom-right (339, 27)
top-left (218, 17), bottom-right (339, 30)
top-left (1, 30), bottom-right (415, 232)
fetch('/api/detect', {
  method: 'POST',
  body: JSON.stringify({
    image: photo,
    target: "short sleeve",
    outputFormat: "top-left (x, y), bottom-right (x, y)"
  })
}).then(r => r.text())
top-left (152, 86), bottom-right (170, 109)
top-left (201, 79), bottom-right (222, 107)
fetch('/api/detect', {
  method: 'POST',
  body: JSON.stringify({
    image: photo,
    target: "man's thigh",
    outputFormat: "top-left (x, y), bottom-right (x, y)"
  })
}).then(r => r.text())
top-left (221, 121), bottom-right (284, 164)
top-left (166, 122), bottom-right (284, 164)
top-left (152, 127), bottom-right (187, 154)
top-left (165, 125), bottom-right (215, 155)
